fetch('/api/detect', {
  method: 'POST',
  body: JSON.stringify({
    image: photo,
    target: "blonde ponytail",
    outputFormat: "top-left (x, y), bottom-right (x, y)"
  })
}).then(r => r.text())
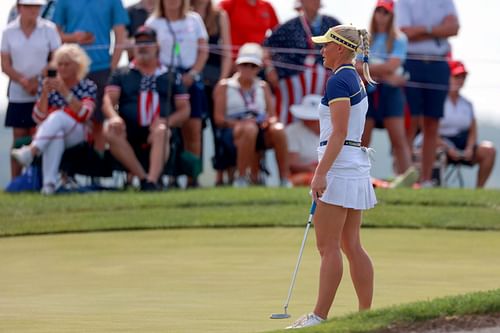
top-left (357, 29), bottom-right (377, 85)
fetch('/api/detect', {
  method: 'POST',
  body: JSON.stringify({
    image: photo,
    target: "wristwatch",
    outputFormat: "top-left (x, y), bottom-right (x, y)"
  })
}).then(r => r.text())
top-left (188, 69), bottom-right (201, 81)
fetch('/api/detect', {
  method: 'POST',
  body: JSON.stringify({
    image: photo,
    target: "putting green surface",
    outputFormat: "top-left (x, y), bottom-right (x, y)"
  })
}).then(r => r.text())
top-left (1, 228), bottom-right (499, 333)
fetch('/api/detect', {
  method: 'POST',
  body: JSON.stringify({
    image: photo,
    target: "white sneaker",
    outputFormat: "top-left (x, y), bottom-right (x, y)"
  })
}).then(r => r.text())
top-left (41, 184), bottom-right (56, 195)
top-left (11, 146), bottom-right (34, 167)
top-left (285, 313), bottom-right (324, 329)
top-left (233, 176), bottom-right (249, 188)
top-left (280, 178), bottom-right (293, 188)
top-left (420, 180), bottom-right (436, 188)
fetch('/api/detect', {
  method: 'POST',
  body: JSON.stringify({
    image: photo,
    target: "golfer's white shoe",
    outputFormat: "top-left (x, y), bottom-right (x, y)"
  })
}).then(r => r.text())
top-left (285, 313), bottom-right (324, 329)
top-left (11, 145), bottom-right (34, 167)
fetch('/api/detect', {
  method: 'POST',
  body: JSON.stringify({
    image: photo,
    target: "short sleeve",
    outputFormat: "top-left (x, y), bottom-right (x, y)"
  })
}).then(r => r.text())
top-left (395, 0), bottom-right (411, 29)
top-left (192, 12), bottom-right (208, 40)
top-left (47, 24), bottom-right (62, 51)
top-left (266, 3), bottom-right (280, 30)
top-left (218, 0), bottom-right (233, 14)
top-left (390, 34), bottom-right (408, 61)
top-left (111, 0), bottom-right (130, 27)
top-left (443, 0), bottom-right (458, 17)
top-left (325, 76), bottom-right (350, 104)
top-left (107, 68), bottom-right (124, 88)
top-left (51, 0), bottom-right (66, 27)
top-left (0, 31), bottom-right (10, 53)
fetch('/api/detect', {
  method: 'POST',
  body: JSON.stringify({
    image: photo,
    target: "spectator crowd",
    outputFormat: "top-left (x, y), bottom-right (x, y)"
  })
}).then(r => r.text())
top-left (1, 0), bottom-right (496, 194)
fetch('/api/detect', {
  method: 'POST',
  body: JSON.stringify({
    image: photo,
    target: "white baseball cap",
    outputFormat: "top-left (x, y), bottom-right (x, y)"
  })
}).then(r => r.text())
top-left (18, 0), bottom-right (46, 5)
top-left (235, 43), bottom-right (263, 67)
top-left (290, 94), bottom-right (322, 120)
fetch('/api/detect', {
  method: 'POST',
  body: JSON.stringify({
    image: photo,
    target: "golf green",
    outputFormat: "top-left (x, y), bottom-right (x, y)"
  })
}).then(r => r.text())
top-left (0, 228), bottom-right (499, 333)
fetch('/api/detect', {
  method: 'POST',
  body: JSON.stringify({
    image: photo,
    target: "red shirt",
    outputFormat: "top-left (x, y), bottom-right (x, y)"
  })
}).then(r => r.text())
top-left (219, 0), bottom-right (279, 50)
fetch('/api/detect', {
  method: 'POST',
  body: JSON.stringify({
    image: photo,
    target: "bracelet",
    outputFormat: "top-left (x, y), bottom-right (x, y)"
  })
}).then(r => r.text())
top-left (65, 92), bottom-right (74, 104)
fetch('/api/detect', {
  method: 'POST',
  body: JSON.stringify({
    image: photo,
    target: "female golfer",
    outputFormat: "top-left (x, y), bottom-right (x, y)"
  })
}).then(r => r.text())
top-left (286, 25), bottom-right (377, 329)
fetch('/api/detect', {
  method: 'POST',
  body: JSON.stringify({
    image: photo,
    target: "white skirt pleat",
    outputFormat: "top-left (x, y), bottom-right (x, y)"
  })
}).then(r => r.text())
top-left (320, 175), bottom-right (377, 210)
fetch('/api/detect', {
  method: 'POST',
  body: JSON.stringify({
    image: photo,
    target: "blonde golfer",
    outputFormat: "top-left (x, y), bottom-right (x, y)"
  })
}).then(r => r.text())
top-left (287, 25), bottom-right (377, 329)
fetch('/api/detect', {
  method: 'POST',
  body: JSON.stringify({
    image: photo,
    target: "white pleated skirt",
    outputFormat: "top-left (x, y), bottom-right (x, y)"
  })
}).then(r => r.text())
top-left (318, 146), bottom-right (377, 210)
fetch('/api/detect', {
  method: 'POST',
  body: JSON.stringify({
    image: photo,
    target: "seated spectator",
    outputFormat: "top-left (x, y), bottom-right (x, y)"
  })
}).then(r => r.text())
top-left (438, 61), bottom-right (496, 188)
top-left (285, 94), bottom-right (320, 186)
top-left (11, 44), bottom-right (97, 195)
top-left (213, 43), bottom-right (290, 187)
top-left (102, 26), bottom-right (190, 191)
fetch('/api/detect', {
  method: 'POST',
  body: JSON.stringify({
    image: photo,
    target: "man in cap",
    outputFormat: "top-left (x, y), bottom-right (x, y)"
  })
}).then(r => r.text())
top-left (285, 94), bottom-right (321, 186)
top-left (102, 26), bottom-right (190, 191)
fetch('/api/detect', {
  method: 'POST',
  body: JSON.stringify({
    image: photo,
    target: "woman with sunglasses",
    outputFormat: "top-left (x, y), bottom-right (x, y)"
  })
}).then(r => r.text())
top-left (286, 25), bottom-right (376, 329)
top-left (213, 43), bottom-right (290, 187)
top-left (358, 0), bottom-right (414, 181)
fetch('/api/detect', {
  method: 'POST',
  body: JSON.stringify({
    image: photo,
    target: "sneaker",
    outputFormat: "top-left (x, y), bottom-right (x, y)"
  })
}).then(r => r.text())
top-left (11, 146), bottom-right (34, 167)
top-left (140, 180), bottom-right (160, 191)
top-left (285, 313), bottom-right (324, 329)
top-left (233, 176), bottom-right (249, 188)
top-left (390, 166), bottom-right (419, 189)
top-left (41, 183), bottom-right (56, 195)
top-left (280, 178), bottom-right (293, 188)
top-left (419, 180), bottom-right (437, 188)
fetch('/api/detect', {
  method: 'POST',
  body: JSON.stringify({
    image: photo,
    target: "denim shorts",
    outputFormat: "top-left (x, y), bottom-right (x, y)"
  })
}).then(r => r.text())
top-left (404, 58), bottom-right (450, 119)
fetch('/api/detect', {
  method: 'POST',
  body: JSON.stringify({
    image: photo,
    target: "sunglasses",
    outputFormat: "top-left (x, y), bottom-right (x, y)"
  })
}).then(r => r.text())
top-left (239, 63), bottom-right (259, 69)
top-left (375, 7), bottom-right (391, 15)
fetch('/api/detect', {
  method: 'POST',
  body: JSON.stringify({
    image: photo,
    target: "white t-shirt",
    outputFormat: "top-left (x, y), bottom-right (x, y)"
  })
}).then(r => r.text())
top-left (439, 95), bottom-right (474, 137)
top-left (1, 17), bottom-right (61, 102)
top-left (146, 12), bottom-right (208, 69)
top-left (285, 121), bottom-right (319, 165)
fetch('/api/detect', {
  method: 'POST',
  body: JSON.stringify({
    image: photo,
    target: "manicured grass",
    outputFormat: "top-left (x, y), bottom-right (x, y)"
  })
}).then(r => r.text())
top-left (1, 188), bottom-right (499, 237)
top-left (269, 289), bottom-right (500, 333)
top-left (0, 228), bottom-right (499, 333)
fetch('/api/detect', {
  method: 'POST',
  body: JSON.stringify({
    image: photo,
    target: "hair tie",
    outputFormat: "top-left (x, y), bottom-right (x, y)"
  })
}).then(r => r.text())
top-left (363, 55), bottom-right (369, 63)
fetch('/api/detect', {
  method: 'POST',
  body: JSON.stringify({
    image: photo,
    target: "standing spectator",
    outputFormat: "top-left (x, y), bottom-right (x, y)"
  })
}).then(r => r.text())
top-left (438, 61), bottom-right (496, 188)
top-left (125, 0), bottom-right (155, 60)
top-left (285, 94), bottom-right (321, 187)
top-left (359, 0), bottom-right (414, 177)
top-left (395, 0), bottom-right (460, 187)
top-left (1, 0), bottom-right (61, 179)
top-left (102, 26), bottom-right (190, 191)
top-left (146, 0), bottom-right (209, 187)
top-left (264, 0), bottom-right (341, 124)
top-left (7, 0), bottom-right (57, 22)
top-left (219, 0), bottom-right (279, 56)
top-left (11, 44), bottom-right (96, 195)
top-left (213, 43), bottom-right (290, 187)
top-left (52, 0), bottom-right (129, 151)
top-left (191, 0), bottom-right (233, 185)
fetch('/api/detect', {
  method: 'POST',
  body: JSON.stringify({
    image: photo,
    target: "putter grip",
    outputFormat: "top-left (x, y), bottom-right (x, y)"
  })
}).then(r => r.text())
top-left (309, 201), bottom-right (317, 215)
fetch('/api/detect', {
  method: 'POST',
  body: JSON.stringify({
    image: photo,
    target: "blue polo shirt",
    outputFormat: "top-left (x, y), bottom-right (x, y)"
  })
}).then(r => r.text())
top-left (52, 0), bottom-right (129, 72)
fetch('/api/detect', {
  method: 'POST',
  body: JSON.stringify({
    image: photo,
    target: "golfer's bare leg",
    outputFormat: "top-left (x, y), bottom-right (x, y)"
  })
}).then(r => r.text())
top-left (313, 201), bottom-right (348, 319)
top-left (341, 209), bottom-right (374, 310)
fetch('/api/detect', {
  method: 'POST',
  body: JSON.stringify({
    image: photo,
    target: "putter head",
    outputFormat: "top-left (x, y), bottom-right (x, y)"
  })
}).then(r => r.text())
top-left (270, 313), bottom-right (291, 319)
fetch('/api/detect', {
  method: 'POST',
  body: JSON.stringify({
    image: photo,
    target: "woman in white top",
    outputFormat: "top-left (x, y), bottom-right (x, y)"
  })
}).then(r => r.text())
top-left (146, 0), bottom-right (209, 187)
top-left (286, 25), bottom-right (377, 329)
top-left (1, 0), bottom-right (61, 178)
top-left (439, 61), bottom-right (496, 188)
top-left (213, 43), bottom-right (290, 187)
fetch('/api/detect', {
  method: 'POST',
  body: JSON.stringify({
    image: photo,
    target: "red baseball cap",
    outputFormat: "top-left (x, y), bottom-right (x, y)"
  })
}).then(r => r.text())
top-left (449, 60), bottom-right (468, 76)
top-left (376, 0), bottom-right (394, 13)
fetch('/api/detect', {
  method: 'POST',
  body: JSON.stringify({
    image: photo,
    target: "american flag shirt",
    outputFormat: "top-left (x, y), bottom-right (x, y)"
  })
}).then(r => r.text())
top-left (32, 78), bottom-right (97, 124)
top-left (264, 15), bottom-right (341, 124)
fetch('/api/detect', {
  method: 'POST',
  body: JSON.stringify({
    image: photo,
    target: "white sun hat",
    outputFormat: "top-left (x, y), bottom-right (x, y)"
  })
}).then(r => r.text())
top-left (290, 94), bottom-right (322, 120)
top-left (235, 43), bottom-right (263, 67)
top-left (18, 0), bottom-right (47, 5)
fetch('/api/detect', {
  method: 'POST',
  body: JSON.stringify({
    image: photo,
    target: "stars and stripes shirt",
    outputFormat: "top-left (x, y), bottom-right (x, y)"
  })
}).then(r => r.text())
top-left (32, 78), bottom-right (97, 124)
top-left (105, 63), bottom-right (189, 128)
top-left (264, 15), bottom-right (341, 124)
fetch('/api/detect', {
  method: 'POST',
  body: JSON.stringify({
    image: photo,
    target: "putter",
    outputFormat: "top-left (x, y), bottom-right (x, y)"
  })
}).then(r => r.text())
top-left (270, 201), bottom-right (317, 319)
